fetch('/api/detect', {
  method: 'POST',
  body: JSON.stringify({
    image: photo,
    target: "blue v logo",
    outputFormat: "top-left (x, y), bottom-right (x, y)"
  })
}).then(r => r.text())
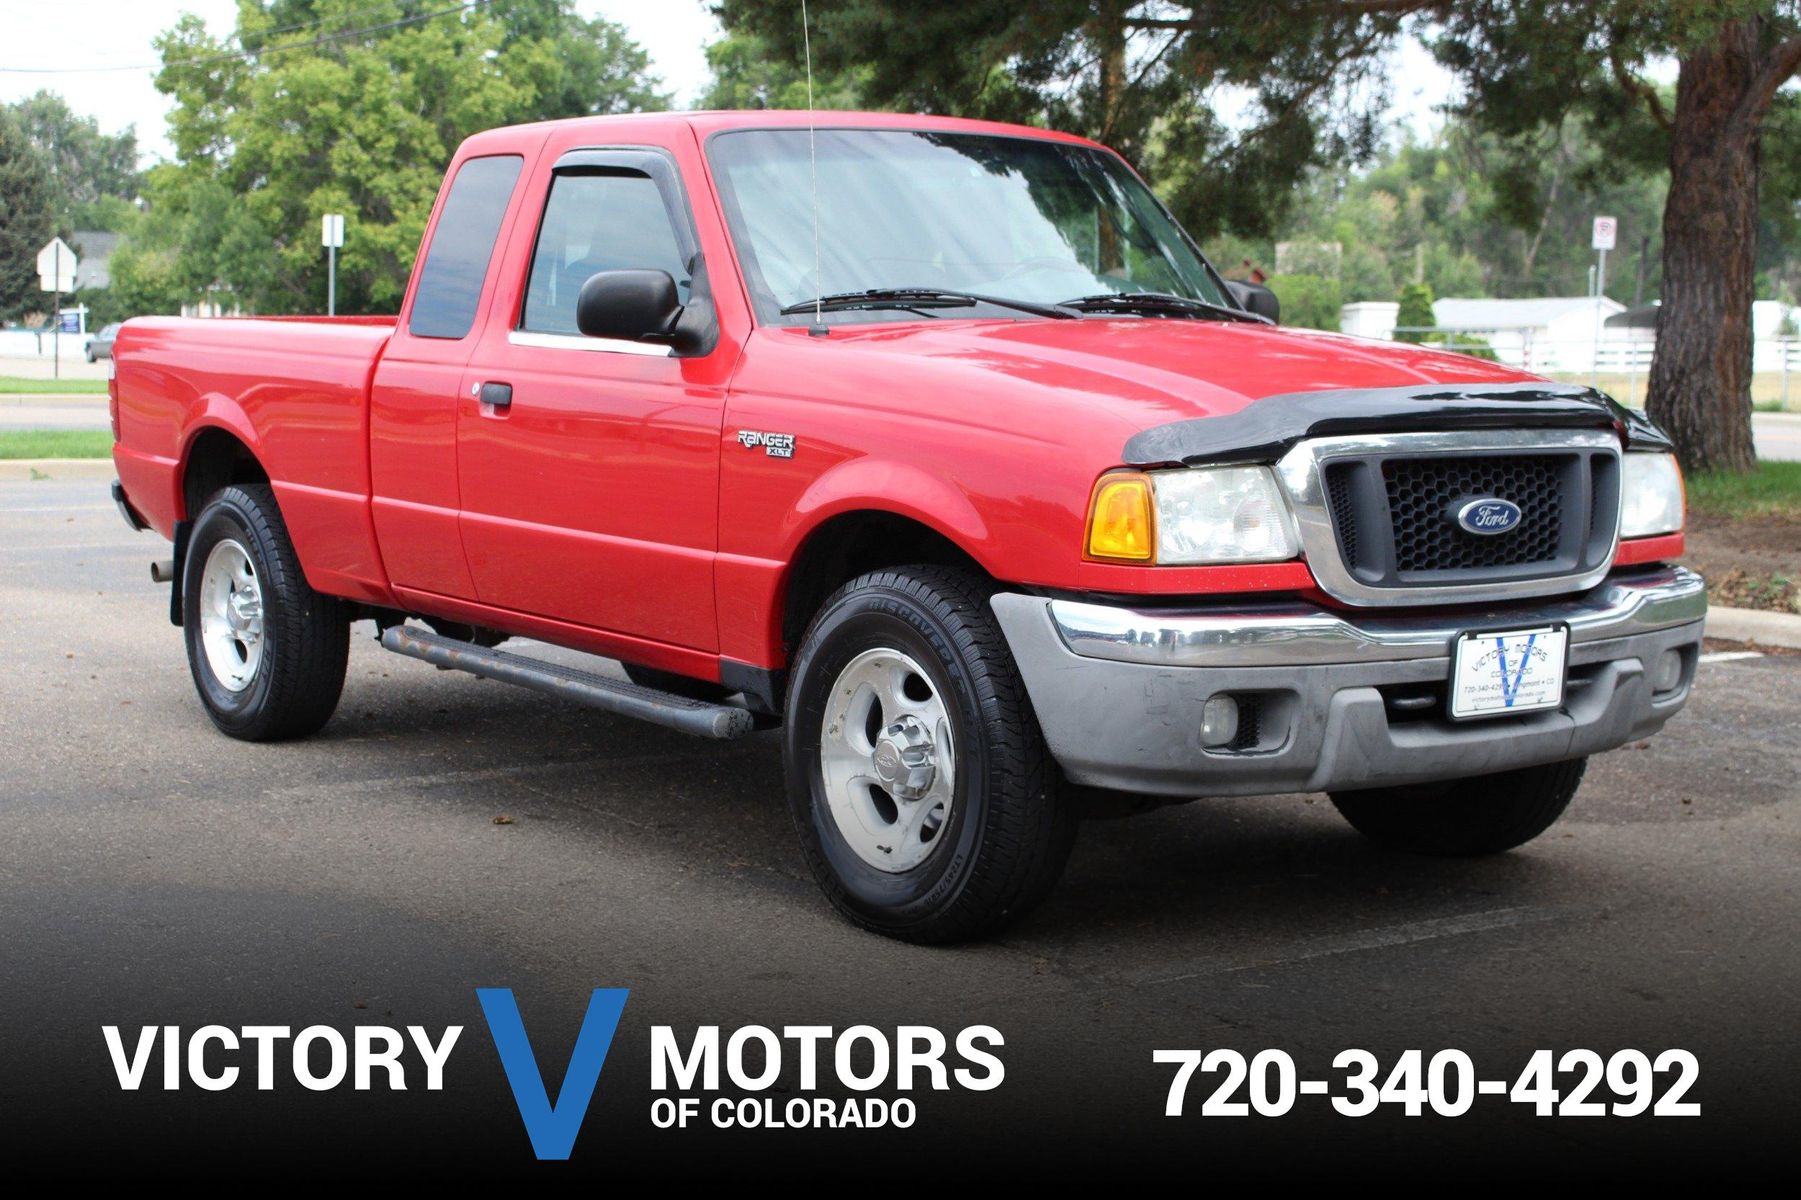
top-left (477, 987), bottom-right (630, 1160)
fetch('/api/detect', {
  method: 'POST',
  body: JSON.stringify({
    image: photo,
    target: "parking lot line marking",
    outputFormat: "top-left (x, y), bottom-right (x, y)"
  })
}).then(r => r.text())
top-left (1698, 650), bottom-right (1765, 664)
top-left (7, 542), bottom-right (141, 552)
top-left (1129, 906), bottom-right (1559, 986)
top-left (0, 505), bottom-right (112, 514)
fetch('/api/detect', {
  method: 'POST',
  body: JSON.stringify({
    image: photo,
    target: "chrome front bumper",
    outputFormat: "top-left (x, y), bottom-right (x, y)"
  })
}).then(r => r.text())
top-left (990, 567), bottom-right (1706, 797)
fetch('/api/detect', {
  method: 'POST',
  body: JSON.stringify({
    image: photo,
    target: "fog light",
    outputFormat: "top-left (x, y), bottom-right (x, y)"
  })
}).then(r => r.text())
top-left (1202, 695), bottom-right (1239, 747)
top-left (1653, 648), bottom-right (1684, 693)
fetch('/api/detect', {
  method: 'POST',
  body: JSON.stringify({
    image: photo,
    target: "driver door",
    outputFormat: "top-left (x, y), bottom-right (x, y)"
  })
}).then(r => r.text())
top-left (455, 148), bottom-right (731, 655)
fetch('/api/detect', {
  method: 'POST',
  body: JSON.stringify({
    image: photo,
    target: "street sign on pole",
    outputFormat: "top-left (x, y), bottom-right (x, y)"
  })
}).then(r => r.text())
top-left (37, 238), bottom-right (79, 380)
top-left (322, 214), bottom-right (345, 317)
top-left (1591, 216), bottom-right (1616, 389)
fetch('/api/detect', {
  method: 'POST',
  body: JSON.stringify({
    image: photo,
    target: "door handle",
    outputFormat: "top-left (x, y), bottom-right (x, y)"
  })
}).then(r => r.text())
top-left (477, 381), bottom-right (512, 409)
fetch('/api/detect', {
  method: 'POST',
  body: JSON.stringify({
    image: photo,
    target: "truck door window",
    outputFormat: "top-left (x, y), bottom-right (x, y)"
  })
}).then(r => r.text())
top-left (520, 171), bottom-right (690, 336)
top-left (408, 154), bottom-right (523, 339)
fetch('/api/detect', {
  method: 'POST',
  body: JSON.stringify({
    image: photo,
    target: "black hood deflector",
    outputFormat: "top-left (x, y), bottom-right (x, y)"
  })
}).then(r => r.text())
top-left (1122, 382), bottom-right (1672, 466)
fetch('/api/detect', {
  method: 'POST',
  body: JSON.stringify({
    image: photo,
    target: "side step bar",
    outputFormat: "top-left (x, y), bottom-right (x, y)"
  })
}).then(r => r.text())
top-left (379, 624), bottom-right (755, 740)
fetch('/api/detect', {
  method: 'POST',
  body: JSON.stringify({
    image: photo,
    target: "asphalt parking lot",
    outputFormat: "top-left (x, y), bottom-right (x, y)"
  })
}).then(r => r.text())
top-left (2, 474), bottom-right (1797, 1178)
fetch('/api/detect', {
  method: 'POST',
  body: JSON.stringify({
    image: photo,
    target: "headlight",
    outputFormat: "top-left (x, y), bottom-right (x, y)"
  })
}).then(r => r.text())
top-left (1086, 466), bottom-right (1298, 564)
top-left (1620, 452), bottom-right (1684, 538)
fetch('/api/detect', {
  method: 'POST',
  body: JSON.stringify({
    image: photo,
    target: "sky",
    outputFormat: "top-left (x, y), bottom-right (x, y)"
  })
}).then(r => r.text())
top-left (0, 1), bottom-right (1459, 164)
top-left (0, 0), bottom-right (725, 160)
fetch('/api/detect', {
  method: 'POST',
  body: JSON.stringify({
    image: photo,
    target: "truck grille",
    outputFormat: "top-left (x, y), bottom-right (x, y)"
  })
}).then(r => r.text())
top-left (1383, 455), bottom-right (1565, 571)
top-left (1294, 432), bottom-right (1622, 604)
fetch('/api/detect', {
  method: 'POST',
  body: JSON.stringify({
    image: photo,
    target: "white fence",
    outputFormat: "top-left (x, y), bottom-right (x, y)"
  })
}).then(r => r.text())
top-left (1423, 333), bottom-right (1799, 410)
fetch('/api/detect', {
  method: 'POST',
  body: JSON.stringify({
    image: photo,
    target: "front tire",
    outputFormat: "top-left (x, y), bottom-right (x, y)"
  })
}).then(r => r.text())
top-left (182, 483), bottom-right (349, 741)
top-left (1329, 757), bottom-right (1587, 856)
top-left (783, 566), bottom-right (1074, 943)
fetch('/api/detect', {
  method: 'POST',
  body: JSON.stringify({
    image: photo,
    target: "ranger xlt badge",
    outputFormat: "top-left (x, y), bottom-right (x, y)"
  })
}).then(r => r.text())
top-left (738, 430), bottom-right (796, 458)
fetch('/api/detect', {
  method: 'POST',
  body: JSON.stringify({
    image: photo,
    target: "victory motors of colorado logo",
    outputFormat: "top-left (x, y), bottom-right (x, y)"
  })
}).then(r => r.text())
top-left (101, 988), bottom-right (1004, 1161)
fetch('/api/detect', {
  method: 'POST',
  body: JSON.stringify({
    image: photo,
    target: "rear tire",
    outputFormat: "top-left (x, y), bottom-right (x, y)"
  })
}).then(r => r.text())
top-left (1329, 757), bottom-right (1587, 856)
top-left (783, 565), bottom-right (1074, 943)
top-left (182, 483), bottom-right (349, 741)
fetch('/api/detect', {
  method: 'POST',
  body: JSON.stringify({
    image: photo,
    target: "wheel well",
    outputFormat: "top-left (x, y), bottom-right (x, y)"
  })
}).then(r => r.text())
top-left (183, 428), bottom-right (268, 519)
top-left (781, 511), bottom-right (987, 654)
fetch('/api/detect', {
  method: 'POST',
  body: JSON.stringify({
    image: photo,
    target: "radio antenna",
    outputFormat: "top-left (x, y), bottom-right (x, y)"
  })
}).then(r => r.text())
top-left (802, 0), bottom-right (825, 333)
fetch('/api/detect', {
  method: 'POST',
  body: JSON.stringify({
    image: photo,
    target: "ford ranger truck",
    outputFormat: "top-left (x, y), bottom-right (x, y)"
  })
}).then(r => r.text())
top-left (109, 111), bottom-right (1705, 943)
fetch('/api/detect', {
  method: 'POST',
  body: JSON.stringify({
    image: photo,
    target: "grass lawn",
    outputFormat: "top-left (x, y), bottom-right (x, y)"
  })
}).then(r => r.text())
top-left (0, 430), bottom-right (114, 459)
top-left (0, 376), bottom-right (108, 395)
top-left (1686, 460), bottom-right (1801, 520)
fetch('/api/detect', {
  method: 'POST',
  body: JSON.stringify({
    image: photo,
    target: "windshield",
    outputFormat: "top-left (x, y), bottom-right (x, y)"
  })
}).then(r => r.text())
top-left (707, 128), bottom-right (1230, 325)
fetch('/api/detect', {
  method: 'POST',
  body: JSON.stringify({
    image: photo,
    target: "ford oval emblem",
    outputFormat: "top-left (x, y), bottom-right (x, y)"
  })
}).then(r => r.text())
top-left (1454, 497), bottom-right (1523, 536)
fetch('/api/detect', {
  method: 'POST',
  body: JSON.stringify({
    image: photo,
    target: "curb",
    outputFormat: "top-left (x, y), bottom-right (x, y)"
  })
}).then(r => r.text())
top-left (0, 458), bottom-right (115, 482)
top-left (1707, 604), bottom-right (1801, 650)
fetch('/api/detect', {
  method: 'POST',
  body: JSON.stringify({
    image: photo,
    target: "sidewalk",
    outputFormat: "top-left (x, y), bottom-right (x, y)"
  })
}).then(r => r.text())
top-left (0, 353), bottom-right (109, 382)
top-left (0, 458), bottom-right (114, 481)
top-left (1753, 411), bottom-right (1800, 461)
top-left (1708, 604), bottom-right (1801, 650)
top-left (0, 396), bottom-right (109, 431)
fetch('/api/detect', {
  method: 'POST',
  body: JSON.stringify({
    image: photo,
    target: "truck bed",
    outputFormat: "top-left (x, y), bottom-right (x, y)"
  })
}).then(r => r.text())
top-left (112, 315), bottom-right (397, 602)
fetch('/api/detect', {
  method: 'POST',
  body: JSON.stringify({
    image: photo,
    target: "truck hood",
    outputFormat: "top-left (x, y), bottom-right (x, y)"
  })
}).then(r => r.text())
top-left (757, 318), bottom-right (1659, 460)
top-left (810, 316), bottom-right (1535, 412)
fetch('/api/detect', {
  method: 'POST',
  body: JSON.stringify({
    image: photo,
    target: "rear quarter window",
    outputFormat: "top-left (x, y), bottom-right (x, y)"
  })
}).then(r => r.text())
top-left (408, 154), bottom-right (523, 339)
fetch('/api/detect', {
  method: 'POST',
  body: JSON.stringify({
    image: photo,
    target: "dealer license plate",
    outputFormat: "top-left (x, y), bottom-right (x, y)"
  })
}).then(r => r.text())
top-left (1448, 625), bottom-right (1569, 720)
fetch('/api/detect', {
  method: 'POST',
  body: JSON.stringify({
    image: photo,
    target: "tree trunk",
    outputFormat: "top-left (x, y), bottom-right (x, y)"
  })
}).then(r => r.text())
top-left (1091, 0), bottom-right (1129, 142)
top-left (1645, 21), bottom-right (1761, 474)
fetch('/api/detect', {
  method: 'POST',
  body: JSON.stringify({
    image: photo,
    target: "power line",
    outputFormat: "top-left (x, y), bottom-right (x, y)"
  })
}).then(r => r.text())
top-left (0, 1), bottom-right (495, 75)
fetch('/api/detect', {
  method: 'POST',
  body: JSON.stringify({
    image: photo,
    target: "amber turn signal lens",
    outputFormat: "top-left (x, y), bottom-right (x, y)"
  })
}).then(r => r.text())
top-left (1087, 475), bottom-right (1155, 561)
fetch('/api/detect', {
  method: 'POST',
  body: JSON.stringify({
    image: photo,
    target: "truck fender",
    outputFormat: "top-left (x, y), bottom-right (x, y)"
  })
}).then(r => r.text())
top-left (787, 457), bottom-right (993, 568)
top-left (179, 396), bottom-right (266, 496)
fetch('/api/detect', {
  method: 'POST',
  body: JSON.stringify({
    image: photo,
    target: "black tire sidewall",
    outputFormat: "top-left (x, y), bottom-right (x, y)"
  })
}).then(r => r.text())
top-left (182, 490), bottom-right (282, 734)
top-left (785, 590), bottom-right (993, 930)
top-left (1329, 756), bottom-right (1586, 856)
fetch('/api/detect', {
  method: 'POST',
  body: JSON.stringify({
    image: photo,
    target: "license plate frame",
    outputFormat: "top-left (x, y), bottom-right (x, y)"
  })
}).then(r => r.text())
top-left (1448, 623), bottom-right (1570, 722)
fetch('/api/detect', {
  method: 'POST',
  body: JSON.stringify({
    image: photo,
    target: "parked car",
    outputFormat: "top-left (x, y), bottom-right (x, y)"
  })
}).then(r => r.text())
top-left (85, 322), bottom-right (121, 362)
top-left (109, 111), bottom-right (1704, 942)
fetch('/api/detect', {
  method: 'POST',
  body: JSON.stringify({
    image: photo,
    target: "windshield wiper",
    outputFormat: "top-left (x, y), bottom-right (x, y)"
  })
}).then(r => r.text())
top-left (1056, 291), bottom-right (1269, 324)
top-left (780, 288), bottom-right (1076, 319)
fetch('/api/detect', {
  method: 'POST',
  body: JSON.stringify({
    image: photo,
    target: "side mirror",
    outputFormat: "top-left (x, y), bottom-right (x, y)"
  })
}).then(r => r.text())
top-left (575, 269), bottom-right (683, 343)
top-left (1225, 280), bottom-right (1280, 323)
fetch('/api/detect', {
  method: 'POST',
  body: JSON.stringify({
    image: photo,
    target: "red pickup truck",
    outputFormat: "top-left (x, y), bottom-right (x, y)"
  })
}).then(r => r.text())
top-left (111, 111), bottom-right (1704, 942)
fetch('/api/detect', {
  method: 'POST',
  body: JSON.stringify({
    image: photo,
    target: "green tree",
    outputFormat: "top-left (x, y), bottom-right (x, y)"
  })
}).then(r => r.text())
top-left (1266, 273), bottom-right (1341, 331)
top-left (0, 109), bottom-right (57, 320)
top-left (145, 0), bottom-right (666, 315)
top-left (699, 30), bottom-right (865, 110)
top-left (1395, 282), bottom-right (1436, 343)
top-left (1266, 118), bottom-right (1667, 308)
top-left (715, 0), bottom-right (1410, 241)
top-left (722, 1), bottom-right (1801, 471)
top-left (1427, 1), bottom-right (1801, 470)
top-left (6, 91), bottom-right (141, 230)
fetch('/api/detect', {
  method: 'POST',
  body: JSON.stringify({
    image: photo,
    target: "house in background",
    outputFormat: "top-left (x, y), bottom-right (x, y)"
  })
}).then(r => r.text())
top-left (1339, 295), bottom-right (1629, 373)
top-left (1342, 295), bottom-right (1798, 379)
top-left (1429, 296), bottom-right (1626, 373)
